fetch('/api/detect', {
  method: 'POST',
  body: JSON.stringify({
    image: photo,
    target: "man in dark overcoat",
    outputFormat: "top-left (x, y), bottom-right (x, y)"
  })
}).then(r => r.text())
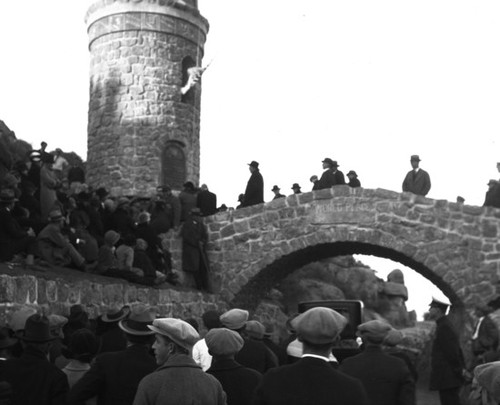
top-left (242, 161), bottom-right (264, 207)
top-left (428, 297), bottom-right (466, 405)
top-left (220, 309), bottom-right (278, 374)
top-left (0, 314), bottom-right (69, 405)
top-left (339, 320), bottom-right (415, 405)
top-left (68, 305), bottom-right (157, 405)
top-left (470, 302), bottom-right (499, 368)
top-left (317, 158), bottom-right (345, 189)
top-left (252, 307), bottom-right (369, 405)
top-left (197, 183), bottom-right (217, 216)
top-left (206, 328), bottom-right (262, 405)
top-left (402, 154), bottom-right (431, 196)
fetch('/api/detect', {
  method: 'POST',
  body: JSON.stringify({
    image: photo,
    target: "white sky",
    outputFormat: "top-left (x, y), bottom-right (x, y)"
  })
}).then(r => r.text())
top-left (0, 1), bottom-right (495, 318)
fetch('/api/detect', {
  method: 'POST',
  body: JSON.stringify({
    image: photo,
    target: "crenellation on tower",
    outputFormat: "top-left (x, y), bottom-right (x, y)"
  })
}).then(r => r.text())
top-left (85, 0), bottom-right (209, 197)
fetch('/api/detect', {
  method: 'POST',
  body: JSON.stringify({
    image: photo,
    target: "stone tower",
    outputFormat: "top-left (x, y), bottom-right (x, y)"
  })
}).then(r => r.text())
top-left (85, 0), bottom-right (209, 196)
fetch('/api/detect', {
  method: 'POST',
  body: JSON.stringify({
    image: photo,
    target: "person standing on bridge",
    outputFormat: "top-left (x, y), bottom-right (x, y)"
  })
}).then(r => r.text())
top-left (317, 158), bottom-right (346, 190)
top-left (402, 155), bottom-right (431, 196)
top-left (242, 161), bottom-right (264, 207)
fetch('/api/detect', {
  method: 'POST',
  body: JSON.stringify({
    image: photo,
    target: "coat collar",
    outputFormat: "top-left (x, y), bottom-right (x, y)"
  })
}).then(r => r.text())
top-left (157, 353), bottom-right (201, 371)
top-left (208, 357), bottom-right (244, 372)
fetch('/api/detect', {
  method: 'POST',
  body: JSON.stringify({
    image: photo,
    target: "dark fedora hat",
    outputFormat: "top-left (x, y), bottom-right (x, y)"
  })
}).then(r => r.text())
top-left (248, 161), bottom-right (259, 168)
top-left (21, 314), bottom-right (55, 343)
top-left (119, 304), bottom-right (156, 336)
top-left (291, 183), bottom-right (301, 190)
top-left (346, 170), bottom-right (358, 177)
top-left (0, 189), bottom-right (18, 203)
top-left (271, 185), bottom-right (280, 192)
top-left (101, 305), bottom-right (130, 323)
top-left (322, 158), bottom-right (339, 167)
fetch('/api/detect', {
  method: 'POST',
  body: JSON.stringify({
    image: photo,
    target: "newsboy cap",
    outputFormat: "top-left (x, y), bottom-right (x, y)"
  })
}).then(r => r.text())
top-left (148, 318), bottom-right (200, 350)
top-left (220, 309), bottom-right (249, 330)
top-left (357, 320), bottom-right (392, 343)
top-left (245, 320), bottom-right (265, 340)
top-left (205, 328), bottom-right (244, 356)
top-left (292, 307), bottom-right (347, 344)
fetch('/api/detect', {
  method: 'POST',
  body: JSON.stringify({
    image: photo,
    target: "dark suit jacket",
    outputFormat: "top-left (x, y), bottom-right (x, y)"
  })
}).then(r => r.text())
top-left (0, 345), bottom-right (69, 405)
top-left (68, 344), bottom-right (157, 405)
top-left (402, 169), bottom-right (431, 196)
top-left (429, 316), bottom-right (465, 390)
top-left (318, 169), bottom-right (346, 189)
top-left (472, 314), bottom-right (499, 355)
top-left (236, 337), bottom-right (278, 374)
top-left (243, 170), bottom-right (264, 207)
top-left (339, 345), bottom-right (415, 405)
top-left (207, 358), bottom-right (262, 405)
top-left (252, 356), bottom-right (369, 405)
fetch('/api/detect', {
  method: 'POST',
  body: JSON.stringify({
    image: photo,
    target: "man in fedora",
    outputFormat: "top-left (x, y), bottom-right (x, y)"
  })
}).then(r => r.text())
top-left (206, 327), bottom-right (262, 405)
top-left (133, 317), bottom-right (226, 404)
top-left (339, 320), bottom-right (415, 405)
top-left (0, 313), bottom-right (69, 405)
top-left (96, 305), bottom-right (130, 354)
top-left (271, 185), bottom-right (285, 200)
top-left (69, 304), bottom-right (157, 405)
top-left (291, 183), bottom-right (302, 195)
top-left (253, 307), bottom-right (369, 405)
top-left (318, 158), bottom-right (346, 190)
top-left (427, 297), bottom-right (466, 405)
top-left (402, 154), bottom-right (431, 196)
top-left (346, 170), bottom-right (361, 188)
top-left (197, 183), bottom-right (218, 216)
top-left (242, 161), bottom-right (264, 207)
top-left (0, 188), bottom-right (36, 263)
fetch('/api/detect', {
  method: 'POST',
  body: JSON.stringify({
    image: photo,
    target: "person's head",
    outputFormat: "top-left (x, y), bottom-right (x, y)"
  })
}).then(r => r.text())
top-left (291, 307), bottom-right (347, 356)
top-left (456, 196), bottom-right (465, 204)
top-left (183, 181), bottom-right (195, 192)
top-left (310, 175), bottom-right (318, 183)
top-left (220, 309), bottom-right (249, 333)
top-left (205, 328), bottom-right (244, 359)
top-left (410, 155), bottom-right (420, 169)
top-left (137, 211), bottom-right (151, 225)
top-left (65, 328), bottom-right (98, 364)
top-left (271, 185), bottom-right (281, 195)
top-left (201, 310), bottom-right (222, 331)
top-left (346, 170), bottom-right (357, 179)
top-left (237, 194), bottom-right (245, 203)
top-left (248, 161), bottom-right (259, 173)
top-left (428, 297), bottom-right (450, 320)
top-left (356, 320), bottom-right (392, 345)
top-left (488, 179), bottom-right (498, 190)
top-left (497, 162), bottom-right (500, 173)
top-left (40, 142), bottom-right (47, 151)
top-left (104, 230), bottom-right (120, 247)
top-left (148, 318), bottom-right (200, 365)
top-left (245, 320), bottom-right (265, 341)
top-left (475, 304), bottom-right (492, 318)
top-left (55, 148), bottom-right (62, 156)
top-left (322, 158), bottom-right (338, 170)
top-left (20, 314), bottom-right (55, 354)
top-left (291, 183), bottom-right (301, 193)
top-left (201, 184), bottom-right (208, 191)
top-left (48, 315), bottom-right (68, 340)
top-left (118, 304), bottom-right (156, 346)
top-left (136, 238), bottom-right (148, 251)
top-left (47, 210), bottom-right (65, 228)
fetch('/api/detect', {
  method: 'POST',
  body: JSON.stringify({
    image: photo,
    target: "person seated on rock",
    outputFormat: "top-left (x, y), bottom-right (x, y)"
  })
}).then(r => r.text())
top-left (116, 233), bottom-right (143, 278)
top-left (96, 230), bottom-right (120, 274)
top-left (0, 188), bottom-right (37, 264)
top-left (133, 238), bottom-right (167, 285)
top-left (37, 210), bottom-right (88, 270)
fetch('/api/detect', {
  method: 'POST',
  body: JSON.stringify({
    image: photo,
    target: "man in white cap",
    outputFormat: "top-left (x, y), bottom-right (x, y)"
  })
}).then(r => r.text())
top-left (339, 320), bottom-right (415, 405)
top-left (68, 304), bottom-right (157, 405)
top-left (253, 307), bottom-right (369, 405)
top-left (427, 296), bottom-right (466, 405)
top-left (133, 317), bottom-right (226, 405)
top-left (219, 308), bottom-right (278, 374)
top-left (402, 154), bottom-right (431, 196)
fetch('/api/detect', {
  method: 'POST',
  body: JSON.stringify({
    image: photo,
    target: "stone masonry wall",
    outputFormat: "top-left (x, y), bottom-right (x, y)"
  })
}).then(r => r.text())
top-left (85, 2), bottom-right (208, 196)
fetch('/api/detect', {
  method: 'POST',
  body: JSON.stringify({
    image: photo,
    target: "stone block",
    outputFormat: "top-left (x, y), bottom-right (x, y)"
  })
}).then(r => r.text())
top-left (0, 275), bottom-right (15, 303)
top-left (220, 224), bottom-right (236, 238)
top-left (46, 280), bottom-right (58, 303)
top-left (482, 220), bottom-right (498, 238)
top-left (56, 283), bottom-right (70, 304)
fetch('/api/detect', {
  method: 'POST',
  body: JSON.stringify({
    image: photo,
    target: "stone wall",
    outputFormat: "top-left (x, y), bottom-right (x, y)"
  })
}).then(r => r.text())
top-left (0, 268), bottom-right (226, 327)
top-left (85, 1), bottom-right (209, 196)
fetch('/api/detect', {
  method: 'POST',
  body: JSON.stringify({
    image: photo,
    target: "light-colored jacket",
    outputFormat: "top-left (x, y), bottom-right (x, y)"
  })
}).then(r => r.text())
top-left (133, 353), bottom-right (227, 405)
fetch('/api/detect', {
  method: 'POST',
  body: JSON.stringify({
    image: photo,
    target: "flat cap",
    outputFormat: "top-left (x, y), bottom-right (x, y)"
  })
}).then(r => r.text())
top-left (220, 309), bottom-right (249, 330)
top-left (357, 320), bottom-right (392, 343)
top-left (148, 318), bottom-right (199, 350)
top-left (205, 328), bottom-right (244, 356)
top-left (383, 328), bottom-right (404, 346)
top-left (245, 320), bottom-right (265, 340)
top-left (292, 307), bottom-right (347, 344)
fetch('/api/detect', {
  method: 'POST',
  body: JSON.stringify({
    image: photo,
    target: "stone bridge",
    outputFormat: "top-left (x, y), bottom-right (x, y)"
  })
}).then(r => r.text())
top-left (168, 185), bottom-right (500, 319)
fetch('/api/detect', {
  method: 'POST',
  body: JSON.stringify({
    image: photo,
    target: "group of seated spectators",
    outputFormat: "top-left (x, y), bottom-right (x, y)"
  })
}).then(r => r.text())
top-left (0, 146), bottom-right (223, 287)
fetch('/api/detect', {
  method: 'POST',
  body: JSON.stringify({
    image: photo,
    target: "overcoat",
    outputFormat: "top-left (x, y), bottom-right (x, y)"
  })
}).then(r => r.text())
top-left (339, 345), bottom-right (415, 405)
top-left (133, 353), bottom-right (226, 405)
top-left (40, 164), bottom-right (59, 220)
top-left (243, 170), bottom-right (264, 207)
top-left (68, 344), bottom-right (157, 405)
top-left (318, 169), bottom-right (346, 189)
top-left (251, 356), bottom-right (369, 405)
top-left (402, 169), bottom-right (431, 196)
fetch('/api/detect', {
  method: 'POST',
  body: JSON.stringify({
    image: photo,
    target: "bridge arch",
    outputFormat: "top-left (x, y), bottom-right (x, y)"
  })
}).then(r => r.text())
top-left (194, 186), bottom-right (500, 319)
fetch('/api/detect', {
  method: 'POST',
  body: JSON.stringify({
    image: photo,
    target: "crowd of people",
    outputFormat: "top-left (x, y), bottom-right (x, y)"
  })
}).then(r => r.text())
top-left (0, 142), bottom-right (223, 288)
top-left (0, 303), bottom-right (424, 405)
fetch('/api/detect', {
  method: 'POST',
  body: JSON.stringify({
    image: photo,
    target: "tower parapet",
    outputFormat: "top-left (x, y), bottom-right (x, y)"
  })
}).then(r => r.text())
top-left (85, 0), bottom-right (209, 196)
